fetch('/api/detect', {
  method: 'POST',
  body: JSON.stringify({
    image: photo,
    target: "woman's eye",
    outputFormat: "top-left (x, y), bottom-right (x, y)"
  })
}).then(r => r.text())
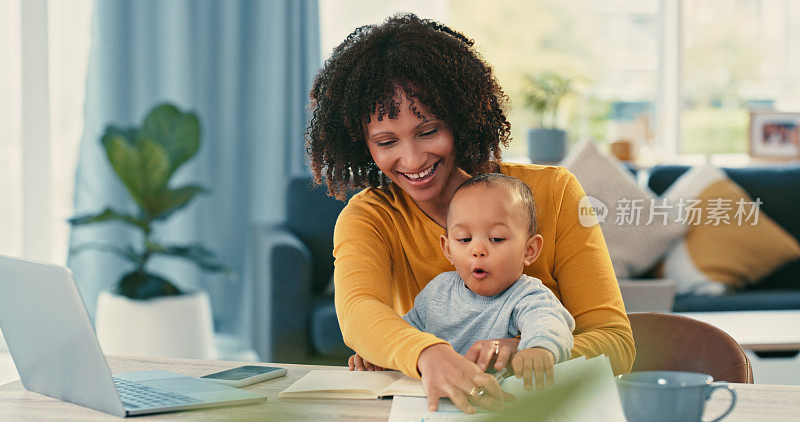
top-left (376, 140), bottom-right (396, 147)
top-left (490, 238), bottom-right (505, 243)
top-left (457, 238), bottom-right (471, 243)
top-left (420, 127), bottom-right (439, 137)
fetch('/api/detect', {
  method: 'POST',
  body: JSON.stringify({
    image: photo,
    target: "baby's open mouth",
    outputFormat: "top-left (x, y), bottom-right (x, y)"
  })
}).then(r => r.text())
top-left (472, 268), bottom-right (489, 279)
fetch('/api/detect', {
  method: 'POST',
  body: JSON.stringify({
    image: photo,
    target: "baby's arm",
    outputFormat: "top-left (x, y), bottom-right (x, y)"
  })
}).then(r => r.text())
top-left (510, 281), bottom-right (576, 389)
top-left (512, 282), bottom-right (575, 363)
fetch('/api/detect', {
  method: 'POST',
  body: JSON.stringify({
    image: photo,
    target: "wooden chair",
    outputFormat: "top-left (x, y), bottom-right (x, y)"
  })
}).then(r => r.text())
top-left (628, 312), bottom-right (753, 383)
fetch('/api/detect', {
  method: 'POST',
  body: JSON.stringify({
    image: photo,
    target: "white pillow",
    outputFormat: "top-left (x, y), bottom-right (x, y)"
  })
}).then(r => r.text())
top-left (659, 164), bottom-right (728, 294)
top-left (561, 141), bottom-right (687, 278)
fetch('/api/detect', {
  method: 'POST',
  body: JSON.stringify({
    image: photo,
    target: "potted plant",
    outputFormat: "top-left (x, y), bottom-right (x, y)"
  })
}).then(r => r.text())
top-left (70, 103), bottom-right (230, 359)
top-left (521, 71), bottom-right (578, 163)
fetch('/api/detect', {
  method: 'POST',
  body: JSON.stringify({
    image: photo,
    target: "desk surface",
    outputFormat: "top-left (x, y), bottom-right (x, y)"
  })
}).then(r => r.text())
top-left (2, 355), bottom-right (800, 421)
top-left (679, 310), bottom-right (800, 352)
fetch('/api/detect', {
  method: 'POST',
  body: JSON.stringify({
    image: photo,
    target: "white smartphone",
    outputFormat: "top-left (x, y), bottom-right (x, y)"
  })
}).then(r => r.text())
top-left (199, 365), bottom-right (287, 387)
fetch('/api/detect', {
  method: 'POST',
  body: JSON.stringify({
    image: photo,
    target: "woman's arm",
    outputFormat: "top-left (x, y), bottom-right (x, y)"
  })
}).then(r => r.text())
top-left (551, 169), bottom-right (636, 375)
top-left (333, 205), bottom-right (446, 377)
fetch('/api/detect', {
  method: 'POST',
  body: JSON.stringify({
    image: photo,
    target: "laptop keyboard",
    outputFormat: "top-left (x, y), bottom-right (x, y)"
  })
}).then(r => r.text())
top-left (114, 377), bottom-right (201, 409)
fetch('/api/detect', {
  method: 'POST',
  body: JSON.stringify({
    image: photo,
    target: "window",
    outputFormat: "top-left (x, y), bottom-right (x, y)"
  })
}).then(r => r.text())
top-left (682, 0), bottom-right (800, 154)
top-left (320, 0), bottom-right (800, 160)
top-left (0, 0), bottom-right (93, 263)
top-left (449, 0), bottom-right (660, 159)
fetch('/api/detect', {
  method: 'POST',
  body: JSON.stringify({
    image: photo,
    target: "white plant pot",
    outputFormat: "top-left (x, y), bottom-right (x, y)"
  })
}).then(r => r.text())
top-left (95, 289), bottom-right (216, 359)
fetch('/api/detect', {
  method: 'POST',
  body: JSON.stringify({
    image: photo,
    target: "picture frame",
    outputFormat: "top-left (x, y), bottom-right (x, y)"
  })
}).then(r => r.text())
top-left (748, 111), bottom-right (800, 160)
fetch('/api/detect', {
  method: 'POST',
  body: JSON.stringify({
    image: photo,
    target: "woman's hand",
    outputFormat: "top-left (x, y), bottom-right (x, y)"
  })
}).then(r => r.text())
top-left (417, 344), bottom-right (514, 414)
top-left (465, 337), bottom-right (521, 372)
top-left (347, 353), bottom-right (386, 371)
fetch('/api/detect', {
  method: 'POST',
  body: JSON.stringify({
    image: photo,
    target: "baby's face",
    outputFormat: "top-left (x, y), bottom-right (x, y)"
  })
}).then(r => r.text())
top-left (441, 185), bottom-right (542, 297)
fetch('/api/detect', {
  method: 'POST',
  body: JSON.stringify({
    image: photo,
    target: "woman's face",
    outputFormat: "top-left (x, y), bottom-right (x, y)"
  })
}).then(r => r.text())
top-left (364, 90), bottom-right (461, 206)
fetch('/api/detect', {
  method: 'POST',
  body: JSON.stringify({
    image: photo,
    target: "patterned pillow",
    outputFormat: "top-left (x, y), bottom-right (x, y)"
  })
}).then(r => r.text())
top-left (561, 141), bottom-right (687, 278)
top-left (659, 163), bottom-right (800, 294)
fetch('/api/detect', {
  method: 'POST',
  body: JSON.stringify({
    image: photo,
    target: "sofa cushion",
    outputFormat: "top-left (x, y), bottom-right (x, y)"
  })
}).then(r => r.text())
top-left (561, 141), bottom-right (687, 278)
top-left (286, 177), bottom-right (347, 294)
top-left (673, 291), bottom-right (800, 312)
top-left (747, 260), bottom-right (800, 291)
top-left (649, 163), bottom-right (800, 241)
top-left (650, 163), bottom-right (800, 290)
top-left (658, 164), bottom-right (800, 292)
top-left (310, 299), bottom-right (350, 357)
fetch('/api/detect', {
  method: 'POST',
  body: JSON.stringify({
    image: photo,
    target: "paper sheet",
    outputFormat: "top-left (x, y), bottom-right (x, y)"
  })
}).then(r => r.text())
top-left (389, 396), bottom-right (494, 422)
top-left (388, 355), bottom-right (626, 422)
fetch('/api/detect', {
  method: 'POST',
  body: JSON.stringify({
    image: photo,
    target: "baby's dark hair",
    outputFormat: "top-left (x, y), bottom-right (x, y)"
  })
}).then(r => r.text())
top-left (306, 13), bottom-right (512, 200)
top-left (452, 173), bottom-right (538, 236)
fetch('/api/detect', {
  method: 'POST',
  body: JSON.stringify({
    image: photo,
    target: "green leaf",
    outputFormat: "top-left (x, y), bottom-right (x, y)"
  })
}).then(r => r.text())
top-left (105, 126), bottom-right (138, 144)
top-left (149, 184), bottom-right (206, 221)
top-left (140, 104), bottom-right (200, 176)
top-left (148, 242), bottom-right (233, 276)
top-left (68, 208), bottom-right (149, 232)
top-left (136, 138), bottom-right (173, 214)
top-left (522, 71), bottom-right (577, 127)
top-left (101, 132), bottom-right (145, 208)
top-left (101, 133), bottom-right (172, 213)
top-left (70, 242), bottom-right (143, 264)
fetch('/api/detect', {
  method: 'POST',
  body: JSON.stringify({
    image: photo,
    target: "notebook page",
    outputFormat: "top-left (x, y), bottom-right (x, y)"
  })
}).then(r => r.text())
top-left (278, 370), bottom-right (403, 399)
top-left (379, 374), bottom-right (426, 398)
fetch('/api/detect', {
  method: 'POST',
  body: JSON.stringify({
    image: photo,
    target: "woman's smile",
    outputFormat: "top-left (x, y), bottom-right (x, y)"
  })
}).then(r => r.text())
top-left (398, 160), bottom-right (439, 185)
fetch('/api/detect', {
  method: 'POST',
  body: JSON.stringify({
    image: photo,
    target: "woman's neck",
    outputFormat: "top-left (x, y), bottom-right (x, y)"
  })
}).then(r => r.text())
top-left (414, 168), bottom-right (472, 228)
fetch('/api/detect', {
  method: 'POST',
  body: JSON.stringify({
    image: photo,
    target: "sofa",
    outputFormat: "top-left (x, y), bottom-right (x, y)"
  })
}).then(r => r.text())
top-left (647, 164), bottom-right (800, 312)
top-left (251, 164), bottom-right (800, 363)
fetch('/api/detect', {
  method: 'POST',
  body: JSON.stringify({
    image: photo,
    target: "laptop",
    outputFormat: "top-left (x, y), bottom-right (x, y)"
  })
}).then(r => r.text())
top-left (0, 254), bottom-right (265, 417)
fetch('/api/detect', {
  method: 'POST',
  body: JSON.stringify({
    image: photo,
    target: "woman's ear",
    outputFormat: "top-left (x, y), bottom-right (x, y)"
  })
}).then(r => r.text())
top-left (523, 234), bottom-right (544, 266)
top-left (440, 234), bottom-right (453, 264)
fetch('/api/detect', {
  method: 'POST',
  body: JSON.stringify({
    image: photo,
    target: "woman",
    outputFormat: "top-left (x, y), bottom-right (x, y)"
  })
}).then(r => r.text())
top-left (306, 14), bottom-right (634, 413)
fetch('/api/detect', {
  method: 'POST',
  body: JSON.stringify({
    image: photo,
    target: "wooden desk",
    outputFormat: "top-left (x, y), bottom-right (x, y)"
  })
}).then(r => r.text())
top-left (2, 355), bottom-right (800, 421)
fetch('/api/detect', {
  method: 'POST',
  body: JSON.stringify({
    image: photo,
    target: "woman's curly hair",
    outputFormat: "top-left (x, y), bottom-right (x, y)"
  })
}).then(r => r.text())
top-left (306, 13), bottom-right (512, 200)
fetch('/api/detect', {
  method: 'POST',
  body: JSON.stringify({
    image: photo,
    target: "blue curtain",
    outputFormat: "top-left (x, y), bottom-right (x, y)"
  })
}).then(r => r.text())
top-left (68, 0), bottom-right (319, 355)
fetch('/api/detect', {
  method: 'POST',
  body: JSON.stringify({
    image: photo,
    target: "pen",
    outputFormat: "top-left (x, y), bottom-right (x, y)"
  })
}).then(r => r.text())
top-left (491, 365), bottom-right (514, 383)
top-left (469, 342), bottom-right (513, 400)
top-left (489, 340), bottom-right (513, 383)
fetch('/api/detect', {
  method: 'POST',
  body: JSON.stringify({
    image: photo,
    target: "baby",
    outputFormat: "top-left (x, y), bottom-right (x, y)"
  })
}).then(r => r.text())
top-left (349, 173), bottom-right (575, 390)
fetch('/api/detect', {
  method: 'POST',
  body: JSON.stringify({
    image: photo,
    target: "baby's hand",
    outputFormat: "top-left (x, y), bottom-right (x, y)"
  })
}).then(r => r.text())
top-left (511, 347), bottom-right (555, 391)
top-left (348, 353), bottom-right (386, 371)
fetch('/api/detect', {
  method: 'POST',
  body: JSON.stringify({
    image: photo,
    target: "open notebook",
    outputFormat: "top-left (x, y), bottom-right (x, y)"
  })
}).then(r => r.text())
top-left (278, 370), bottom-right (425, 399)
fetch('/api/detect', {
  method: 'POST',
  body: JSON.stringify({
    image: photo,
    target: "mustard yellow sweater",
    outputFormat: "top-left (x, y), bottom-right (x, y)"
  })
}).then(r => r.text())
top-left (333, 162), bottom-right (635, 378)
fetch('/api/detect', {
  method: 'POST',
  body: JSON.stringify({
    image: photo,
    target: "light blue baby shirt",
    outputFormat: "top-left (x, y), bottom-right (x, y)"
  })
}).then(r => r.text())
top-left (401, 271), bottom-right (575, 363)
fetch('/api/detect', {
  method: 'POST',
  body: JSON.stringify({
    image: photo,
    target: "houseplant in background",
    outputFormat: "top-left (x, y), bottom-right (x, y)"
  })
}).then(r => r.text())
top-left (522, 71), bottom-right (578, 163)
top-left (70, 103), bottom-right (230, 359)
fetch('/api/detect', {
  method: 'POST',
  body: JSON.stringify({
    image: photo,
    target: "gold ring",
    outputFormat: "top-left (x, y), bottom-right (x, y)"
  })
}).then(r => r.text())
top-left (493, 340), bottom-right (500, 355)
top-left (469, 386), bottom-right (486, 400)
